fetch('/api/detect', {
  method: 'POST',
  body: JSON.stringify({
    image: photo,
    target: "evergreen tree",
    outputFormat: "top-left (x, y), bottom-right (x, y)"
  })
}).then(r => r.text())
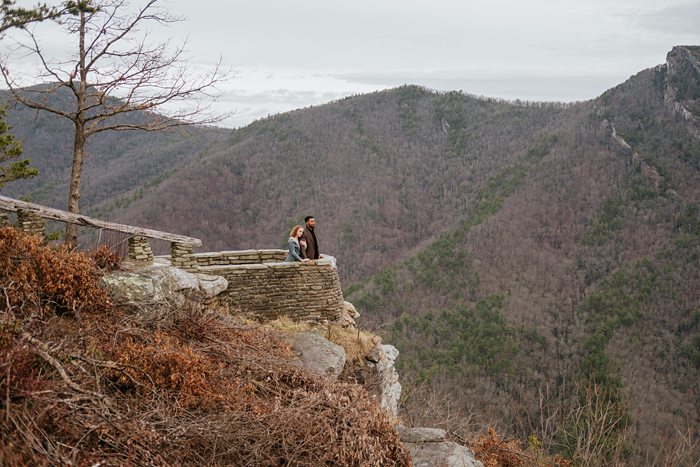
top-left (0, 0), bottom-right (66, 34)
top-left (0, 107), bottom-right (37, 190)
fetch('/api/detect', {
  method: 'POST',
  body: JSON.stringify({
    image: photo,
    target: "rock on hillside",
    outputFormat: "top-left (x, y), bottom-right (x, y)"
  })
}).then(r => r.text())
top-left (101, 258), bottom-right (228, 309)
top-left (664, 45), bottom-right (700, 138)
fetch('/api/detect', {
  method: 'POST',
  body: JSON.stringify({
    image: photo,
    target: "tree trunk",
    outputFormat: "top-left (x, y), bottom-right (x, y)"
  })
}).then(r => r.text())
top-left (65, 7), bottom-right (88, 249)
top-left (65, 122), bottom-right (85, 248)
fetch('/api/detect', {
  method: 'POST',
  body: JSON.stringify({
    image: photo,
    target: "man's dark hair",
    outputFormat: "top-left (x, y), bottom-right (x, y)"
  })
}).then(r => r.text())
top-left (304, 216), bottom-right (314, 223)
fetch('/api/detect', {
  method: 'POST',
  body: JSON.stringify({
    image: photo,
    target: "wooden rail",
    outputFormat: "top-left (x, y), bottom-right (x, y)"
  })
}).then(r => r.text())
top-left (0, 195), bottom-right (202, 246)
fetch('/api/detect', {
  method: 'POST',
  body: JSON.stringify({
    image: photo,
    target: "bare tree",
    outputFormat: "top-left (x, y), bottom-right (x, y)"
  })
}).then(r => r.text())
top-left (1, 0), bottom-right (228, 246)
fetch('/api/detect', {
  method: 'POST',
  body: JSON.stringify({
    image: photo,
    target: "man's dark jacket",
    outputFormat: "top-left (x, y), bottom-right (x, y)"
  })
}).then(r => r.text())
top-left (300, 227), bottom-right (319, 260)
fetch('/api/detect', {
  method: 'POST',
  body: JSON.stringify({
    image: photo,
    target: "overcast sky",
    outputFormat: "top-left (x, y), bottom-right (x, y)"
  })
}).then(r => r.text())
top-left (5, 0), bottom-right (700, 127)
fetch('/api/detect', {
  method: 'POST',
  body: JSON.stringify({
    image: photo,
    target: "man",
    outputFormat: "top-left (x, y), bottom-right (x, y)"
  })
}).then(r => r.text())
top-left (300, 215), bottom-right (320, 260)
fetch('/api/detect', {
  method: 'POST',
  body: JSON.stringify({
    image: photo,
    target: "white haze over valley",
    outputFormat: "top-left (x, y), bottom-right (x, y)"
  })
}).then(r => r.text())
top-left (3, 0), bottom-right (700, 128)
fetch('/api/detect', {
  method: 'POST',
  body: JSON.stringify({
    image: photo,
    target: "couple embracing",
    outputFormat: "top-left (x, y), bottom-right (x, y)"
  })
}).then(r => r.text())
top-left (285, 216), bottom-right (320, 262)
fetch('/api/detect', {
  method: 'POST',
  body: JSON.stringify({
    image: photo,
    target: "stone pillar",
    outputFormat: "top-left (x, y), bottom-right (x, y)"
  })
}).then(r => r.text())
top-left (17, 209), bottom-right (45, 236)
top-left (171, 242), bottom-right (197, 271)
top-left (0, 210), bottom-right (11, 227)
top-left (127, 235), bottom-right (154, 263)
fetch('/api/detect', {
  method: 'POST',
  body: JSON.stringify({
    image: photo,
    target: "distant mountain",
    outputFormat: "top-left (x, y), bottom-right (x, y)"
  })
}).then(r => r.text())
top-left (86, 86), bottom-right (573, 280)
top-left (347, 45), bottom-right (700, 463)
top-left (3, 46), bottom-right (699, 464)
top-left (1, 85), bottom-right (227, 215)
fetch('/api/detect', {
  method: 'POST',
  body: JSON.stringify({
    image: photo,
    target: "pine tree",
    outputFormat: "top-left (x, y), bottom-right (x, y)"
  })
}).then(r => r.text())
top-left (0, 107), bottom-right (38, 190)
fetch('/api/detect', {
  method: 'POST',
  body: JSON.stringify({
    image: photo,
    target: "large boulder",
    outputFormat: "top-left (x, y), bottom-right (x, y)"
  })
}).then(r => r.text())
top-left (101, 271), bottom-right (169, 305)
top-left (397, 427), bottom-right (483, 467)
top-left (101, 258), bottom-right (228, 308)
top-left (283, 332), bottom-right (347, 378)
top-left (404, 441), bottom-right (483, 467)
top-left (195, 272), bottom-right (229, 298)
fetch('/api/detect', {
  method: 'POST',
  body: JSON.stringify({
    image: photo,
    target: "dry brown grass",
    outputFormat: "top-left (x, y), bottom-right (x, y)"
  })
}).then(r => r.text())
top-left (0, 229), bottom-right (411, 465)
top-left (471, 427), bottom-right (571, 467)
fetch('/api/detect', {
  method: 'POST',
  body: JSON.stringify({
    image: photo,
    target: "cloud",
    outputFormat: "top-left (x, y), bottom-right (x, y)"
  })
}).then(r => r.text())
top-left (631, 2), bottom-right (700, 35)
top-left (7, 0), bottom-right (697, 130)
top-left (201, 68), bottom-right (388, 127)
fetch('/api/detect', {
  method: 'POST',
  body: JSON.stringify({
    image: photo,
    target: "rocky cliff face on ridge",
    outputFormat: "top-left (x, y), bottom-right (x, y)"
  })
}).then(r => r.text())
top-left (665, 45), bottom-right (700, 138)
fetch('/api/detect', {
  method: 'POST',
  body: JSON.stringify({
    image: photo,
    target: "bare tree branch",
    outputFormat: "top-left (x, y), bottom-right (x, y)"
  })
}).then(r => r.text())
top-left (0, 0), bottom-right (231, 246)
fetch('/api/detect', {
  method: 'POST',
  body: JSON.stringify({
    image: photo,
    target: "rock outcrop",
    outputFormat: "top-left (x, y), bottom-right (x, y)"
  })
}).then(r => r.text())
top-left (283, 331), bottom-right (347, 378)
top-left (337, 300), bottom-right (360, 328)
top-left (664, 46), bottom-right (700, 139)
top-left (397, 427), bottom-right (483, 467)
top-left (367, 343), bottom-right (402, 418)
top-left (99, 255), bottom-right (482, 465)
top-left (101, 258), bottom-right (228, 308)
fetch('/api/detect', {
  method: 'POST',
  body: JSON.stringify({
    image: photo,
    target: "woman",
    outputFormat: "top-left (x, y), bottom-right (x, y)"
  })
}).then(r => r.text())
top-left (285, 225), bottom-right (310, 262)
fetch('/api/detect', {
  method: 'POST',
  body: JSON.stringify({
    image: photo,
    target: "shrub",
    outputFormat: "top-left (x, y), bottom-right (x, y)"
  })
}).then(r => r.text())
top-left (472, 426), bottom-right (571, 466)
top-left (91, 243), bottom-right (122, 271)
top-left (0, 227), bottom-right (111, 316)
top-left (0, 320), bottom-right (48, 402)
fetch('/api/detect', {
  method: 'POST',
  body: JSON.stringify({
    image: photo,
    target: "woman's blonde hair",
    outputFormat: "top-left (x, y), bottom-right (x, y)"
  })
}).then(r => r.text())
top-left (290, 225), bottom-right (303, 238)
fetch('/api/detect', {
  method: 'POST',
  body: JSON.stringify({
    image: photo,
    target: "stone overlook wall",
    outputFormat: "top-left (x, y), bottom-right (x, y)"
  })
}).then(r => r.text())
top-left (172, 249), bottom-right (287, 270)
top-left (0, 203), bottom-right (344, 323)
top-left (169, 249), bottom-right (344, 322)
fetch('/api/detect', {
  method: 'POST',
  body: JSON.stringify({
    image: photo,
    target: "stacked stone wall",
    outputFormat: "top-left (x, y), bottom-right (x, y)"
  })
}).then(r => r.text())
top-left (171, 242), bottom-right (195, 270)
top-left (195, 256), bottom-right (343, 322)
top-left (127, 235), bottom-right (154, 263)
top-left (0, 211), bottom-right (11, 227)
top-left (172, 249), bottom-right (287, 273)
top-left (17, 210), bottom-right (45, 236)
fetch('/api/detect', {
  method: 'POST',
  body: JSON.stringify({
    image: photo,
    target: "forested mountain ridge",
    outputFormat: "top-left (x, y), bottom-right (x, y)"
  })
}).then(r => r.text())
top-left (3, 83), bottom-right (568, 276)
top-left (2, 46), bottom-right (699, 463)
top-left (349, 45), bottom-right (700, 463)
top-left (87, 85), bottom-right (573, 280)
top-left (1, 85), bottom-right (227, 214)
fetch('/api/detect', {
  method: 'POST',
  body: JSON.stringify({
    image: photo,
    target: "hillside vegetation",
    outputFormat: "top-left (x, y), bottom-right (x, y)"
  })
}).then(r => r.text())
top-left (0, 228), bottom-right (410, 465)
top-left (1, 86), bottom-right (226, 215)
top-left (347, 49), bottom-right (700, 464)
top-left (2, 46), bottom-right (699, 465)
